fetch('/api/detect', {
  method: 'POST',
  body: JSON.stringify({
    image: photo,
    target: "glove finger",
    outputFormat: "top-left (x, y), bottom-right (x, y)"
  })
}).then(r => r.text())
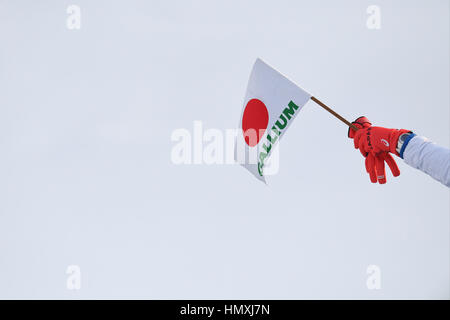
top-left (383, 153), bottom-right (400, 177)
top-left (348, 124), bottom-right (361, 139)
top-left (358, 136), bottom-right (368, 157)
top-left (353, 129), bottom-right (364, 149)
top-left (365, 153), bottom-right (377, 183)
top-left (375, 154), bottom-right (386, 184)
top-left (348, 116), bottom-right (371, 138)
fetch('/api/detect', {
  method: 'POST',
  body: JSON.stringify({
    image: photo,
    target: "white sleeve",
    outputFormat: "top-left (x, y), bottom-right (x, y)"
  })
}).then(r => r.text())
top-left (402, 135), bottom-right (450, 187)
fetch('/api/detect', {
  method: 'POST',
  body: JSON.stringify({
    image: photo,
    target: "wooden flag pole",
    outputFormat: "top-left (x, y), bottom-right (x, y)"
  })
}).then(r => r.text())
top-left (311, 96), bottom-right (359, 131)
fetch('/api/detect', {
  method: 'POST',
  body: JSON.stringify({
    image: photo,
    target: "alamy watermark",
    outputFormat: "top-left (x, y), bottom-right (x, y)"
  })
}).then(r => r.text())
top-left (366, 5), bottom-right (381, 30)
top-left (66, 265), bottom-right (81, 290)
top-left (366, 264), bottom-right (381, 290)
top-left (170, 121), bottom-right (280, 175)
top-left (66, 5), bottom-right (81, 30)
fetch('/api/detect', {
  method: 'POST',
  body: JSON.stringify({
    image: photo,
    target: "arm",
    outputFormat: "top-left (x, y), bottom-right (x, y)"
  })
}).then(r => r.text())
top-left (400, 134), bottom-right (450, 187)
top-left (348, 116), bottom-right (450, 187)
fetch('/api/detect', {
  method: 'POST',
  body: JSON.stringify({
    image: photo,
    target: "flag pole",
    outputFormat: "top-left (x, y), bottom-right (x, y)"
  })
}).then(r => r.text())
top-left (311, 96), bottom-right (359, 131)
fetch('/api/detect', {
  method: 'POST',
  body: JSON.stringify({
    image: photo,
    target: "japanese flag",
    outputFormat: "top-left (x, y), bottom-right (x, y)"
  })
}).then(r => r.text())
top-left (235, 58), bottom-right (312, 183)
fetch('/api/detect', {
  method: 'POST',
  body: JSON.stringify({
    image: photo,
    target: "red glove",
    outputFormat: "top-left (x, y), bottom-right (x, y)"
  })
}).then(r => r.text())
top-left (348, 117), bottom-right (410, 184)
top-left (363, 152), bottom-right (399, 184)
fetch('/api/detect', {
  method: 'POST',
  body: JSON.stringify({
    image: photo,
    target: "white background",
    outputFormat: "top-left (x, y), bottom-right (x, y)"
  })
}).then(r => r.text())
top-left (0, 0), bottom-right (448, 299)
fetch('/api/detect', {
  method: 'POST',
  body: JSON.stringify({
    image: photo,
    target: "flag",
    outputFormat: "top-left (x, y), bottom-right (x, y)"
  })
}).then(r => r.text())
top-left (235, 58), bottom-right (312, 183)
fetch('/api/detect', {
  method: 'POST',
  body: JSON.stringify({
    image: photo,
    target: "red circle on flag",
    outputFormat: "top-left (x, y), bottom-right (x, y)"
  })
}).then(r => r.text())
top-left (242, 99), bottom-right (269, 147)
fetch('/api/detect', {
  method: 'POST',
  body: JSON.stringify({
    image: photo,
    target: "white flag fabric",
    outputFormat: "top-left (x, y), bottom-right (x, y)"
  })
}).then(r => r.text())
top-left (235, 58), bottom-right (312, 183)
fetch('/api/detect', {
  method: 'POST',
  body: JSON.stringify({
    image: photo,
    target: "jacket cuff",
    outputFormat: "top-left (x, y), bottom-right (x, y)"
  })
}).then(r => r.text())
top-left (399, 133), bottom-right (416, 159)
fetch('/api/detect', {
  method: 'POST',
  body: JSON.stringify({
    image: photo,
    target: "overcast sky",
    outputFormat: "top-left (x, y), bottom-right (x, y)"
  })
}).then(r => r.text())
top-left (0, 0), bottom-right (448, 299)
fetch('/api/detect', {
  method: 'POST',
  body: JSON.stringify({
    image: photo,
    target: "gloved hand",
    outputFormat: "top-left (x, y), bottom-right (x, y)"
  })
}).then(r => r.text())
top-left (350, 121), bottom-right (410, 157)
top-left (348, 116), bottom-right (410, 184)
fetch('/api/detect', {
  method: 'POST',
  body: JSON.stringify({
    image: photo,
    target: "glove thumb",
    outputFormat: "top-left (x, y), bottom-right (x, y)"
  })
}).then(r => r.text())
top-left (348, 116), bottom-right (371, 138)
